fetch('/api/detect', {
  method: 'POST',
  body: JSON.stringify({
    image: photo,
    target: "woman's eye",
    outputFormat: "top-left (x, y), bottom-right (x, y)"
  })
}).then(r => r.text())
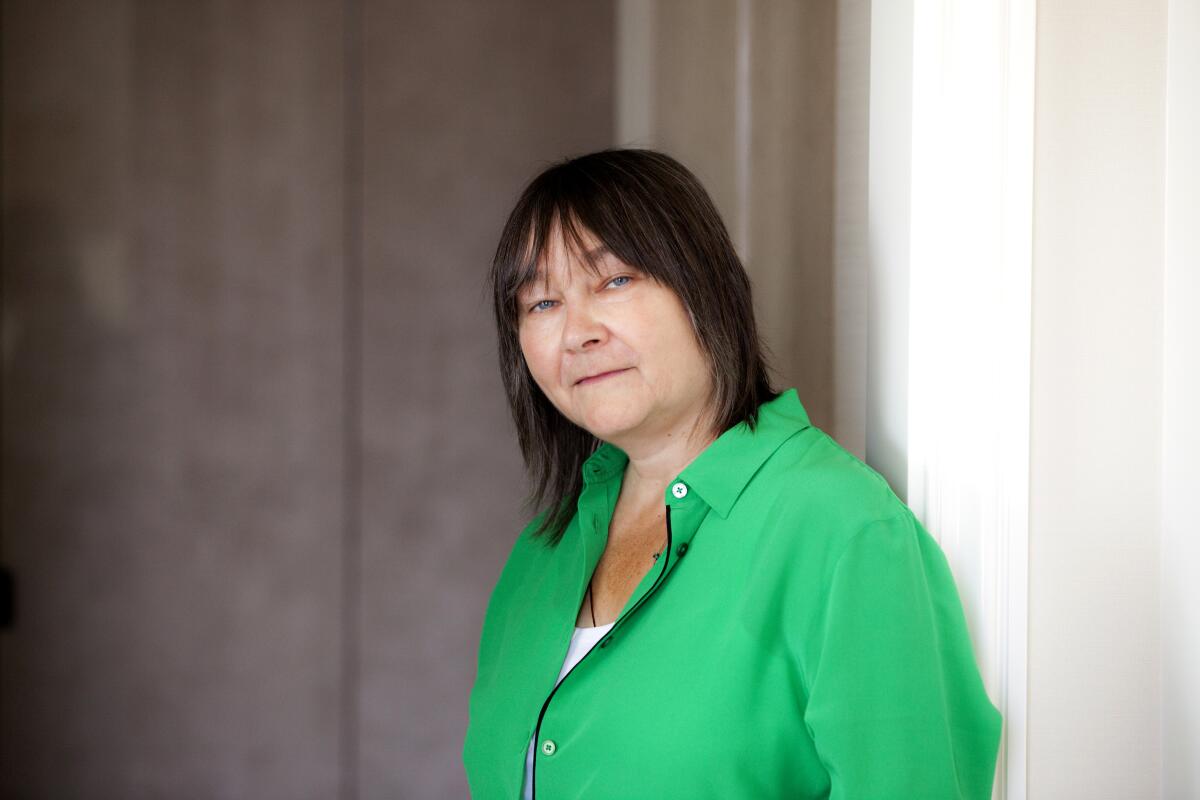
top-left (527, 276), bottom-right (631, 314)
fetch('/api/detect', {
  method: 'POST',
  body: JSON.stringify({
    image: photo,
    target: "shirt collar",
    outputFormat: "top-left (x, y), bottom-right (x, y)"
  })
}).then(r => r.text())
top-left (580, 387), bottom-right (812, 519)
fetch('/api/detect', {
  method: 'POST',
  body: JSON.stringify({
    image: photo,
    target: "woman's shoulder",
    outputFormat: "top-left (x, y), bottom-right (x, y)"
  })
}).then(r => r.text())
top-left (484, 507), bottom-right (580, 601)
top-left (740, 424), bottom-right (915, 552)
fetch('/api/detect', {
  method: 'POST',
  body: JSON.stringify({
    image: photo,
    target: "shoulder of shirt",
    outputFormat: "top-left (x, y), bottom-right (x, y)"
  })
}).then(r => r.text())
top-left (741, 423), bottom-right (915, 549)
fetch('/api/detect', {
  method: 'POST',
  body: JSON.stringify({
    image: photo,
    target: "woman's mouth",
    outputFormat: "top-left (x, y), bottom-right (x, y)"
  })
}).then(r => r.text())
top-left (576, 368), bottom-right (631, 386)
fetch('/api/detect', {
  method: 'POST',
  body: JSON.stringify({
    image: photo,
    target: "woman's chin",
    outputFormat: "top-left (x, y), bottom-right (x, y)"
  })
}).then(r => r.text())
top-left (578, 408), bottom-right (644, 441)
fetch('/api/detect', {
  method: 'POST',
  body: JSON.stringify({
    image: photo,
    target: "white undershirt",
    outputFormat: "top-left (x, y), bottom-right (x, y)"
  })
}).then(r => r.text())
top-left (521, 621), bottom-right (617, 800)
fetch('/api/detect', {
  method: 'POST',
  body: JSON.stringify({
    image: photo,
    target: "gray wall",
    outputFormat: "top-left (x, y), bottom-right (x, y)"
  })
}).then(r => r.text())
top-left (614, 0), bottom-right (849, 446)
top-left (0, 1), bottom-right (613, 797)
top-left (357, 3), bottom-right (613, 797)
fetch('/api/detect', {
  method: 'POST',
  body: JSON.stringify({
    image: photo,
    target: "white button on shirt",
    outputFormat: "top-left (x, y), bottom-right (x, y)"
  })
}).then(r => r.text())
top-left (522, 621), bottom-right (616, 800)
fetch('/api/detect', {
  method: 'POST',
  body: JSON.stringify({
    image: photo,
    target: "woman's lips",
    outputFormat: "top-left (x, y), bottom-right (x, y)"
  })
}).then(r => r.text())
top-left (576, 368), bottom-right (631, 386)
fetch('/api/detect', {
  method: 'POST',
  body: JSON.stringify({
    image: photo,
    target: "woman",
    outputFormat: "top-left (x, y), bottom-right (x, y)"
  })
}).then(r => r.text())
top-left (463, 148), bottom-right (1002, 799)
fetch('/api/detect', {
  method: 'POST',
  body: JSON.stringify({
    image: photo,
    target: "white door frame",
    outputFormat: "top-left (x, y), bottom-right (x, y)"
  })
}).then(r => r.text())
top-left (867, 2), bottom-right (1036, 797)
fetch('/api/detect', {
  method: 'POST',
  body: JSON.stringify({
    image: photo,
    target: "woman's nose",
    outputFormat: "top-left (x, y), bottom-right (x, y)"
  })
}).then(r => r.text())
top-left (562, 299), bottom-right (607, 352)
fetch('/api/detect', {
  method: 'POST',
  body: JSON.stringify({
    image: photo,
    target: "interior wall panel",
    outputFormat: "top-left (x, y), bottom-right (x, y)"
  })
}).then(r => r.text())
top-left (356, 2), bottom-right (615, 796)
top-left (2, 0), bottom-right (617, 796)
top-left (748, 0), bottom-right (837, 432)
top-left (1, 1), bottom-right (347, 796)
top-left (623, 0), bottom-right (840, 433)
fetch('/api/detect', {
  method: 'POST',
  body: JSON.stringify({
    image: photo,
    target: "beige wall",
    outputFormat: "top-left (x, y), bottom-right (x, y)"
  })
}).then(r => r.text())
top-left (1028, 2), bottom-right (1166, 797)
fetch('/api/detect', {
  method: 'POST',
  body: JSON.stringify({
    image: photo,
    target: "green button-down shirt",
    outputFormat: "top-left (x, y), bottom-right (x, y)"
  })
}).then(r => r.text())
top-left (463, 388), bottom-right (1002, 799)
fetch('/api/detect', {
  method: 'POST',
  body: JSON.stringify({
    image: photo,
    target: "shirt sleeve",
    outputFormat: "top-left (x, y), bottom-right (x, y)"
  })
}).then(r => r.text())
top-left (801, 511), bottom-right (1003, 799)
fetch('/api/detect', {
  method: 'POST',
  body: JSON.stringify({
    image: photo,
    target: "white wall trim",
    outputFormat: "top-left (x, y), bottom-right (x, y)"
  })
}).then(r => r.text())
top-left (866, 0), bottom-right (914, 501)
top-left (1162, 0), bottom-right (1200, 793)
top-left (902, 2), bottom-right (1036, 798)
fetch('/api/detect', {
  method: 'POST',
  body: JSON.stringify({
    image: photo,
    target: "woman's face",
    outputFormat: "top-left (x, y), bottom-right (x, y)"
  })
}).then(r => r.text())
top-left (516, 226), bottom-right (715, 448)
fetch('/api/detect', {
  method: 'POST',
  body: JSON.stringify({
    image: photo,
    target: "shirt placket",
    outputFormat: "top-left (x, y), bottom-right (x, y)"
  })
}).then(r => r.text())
top-left (527, 476), bottom-right (709, 799)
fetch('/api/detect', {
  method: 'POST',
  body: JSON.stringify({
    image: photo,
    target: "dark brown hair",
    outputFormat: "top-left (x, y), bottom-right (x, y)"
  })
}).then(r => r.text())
top-left (488, 148), bottom-right (780, 547)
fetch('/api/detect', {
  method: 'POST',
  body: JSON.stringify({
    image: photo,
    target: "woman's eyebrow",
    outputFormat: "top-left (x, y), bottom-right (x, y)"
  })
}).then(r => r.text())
top-left (525, 248), bottom-right (612, 285)
top-left (518, 245), bottom-right (617, 299)
top-left (516, 274), bottom-right (549, 303)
